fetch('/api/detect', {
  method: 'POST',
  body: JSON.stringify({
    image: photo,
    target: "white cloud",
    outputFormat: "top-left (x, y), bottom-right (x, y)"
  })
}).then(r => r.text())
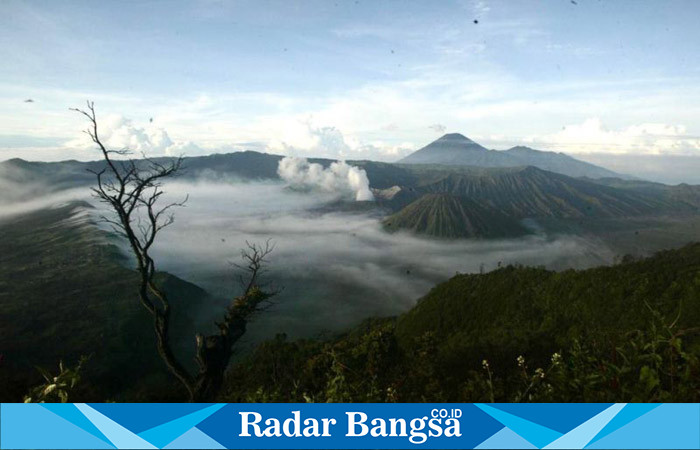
top-left (65, 114), bottom-right (201, 157)
top-left (526, 118), bottom-right (700, 155)
top-left (262, 115), bottom-right (414, 160)
top-left (2, 67), bottom-right (700, 163)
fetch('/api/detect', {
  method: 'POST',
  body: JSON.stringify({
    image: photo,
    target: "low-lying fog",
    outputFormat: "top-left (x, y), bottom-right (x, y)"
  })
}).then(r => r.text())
top-left (148, 179), bottom-right (615, 347)
top-left (0, 158), bottom-right (617, 348)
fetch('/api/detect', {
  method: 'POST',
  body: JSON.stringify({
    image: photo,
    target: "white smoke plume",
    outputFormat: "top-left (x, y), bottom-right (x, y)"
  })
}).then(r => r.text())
top-left (277, 156), bottom-right (374, 201)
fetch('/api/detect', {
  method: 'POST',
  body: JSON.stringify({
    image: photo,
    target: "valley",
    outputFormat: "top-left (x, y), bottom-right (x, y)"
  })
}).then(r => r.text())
top-left (2, 133), bottom-right (700, 402)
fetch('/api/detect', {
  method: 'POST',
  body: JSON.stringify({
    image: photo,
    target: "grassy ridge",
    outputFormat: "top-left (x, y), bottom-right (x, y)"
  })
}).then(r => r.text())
top-left (222, 243), bottom-right (700, 402)
top-left (0, 202), bottom-right (213, 401)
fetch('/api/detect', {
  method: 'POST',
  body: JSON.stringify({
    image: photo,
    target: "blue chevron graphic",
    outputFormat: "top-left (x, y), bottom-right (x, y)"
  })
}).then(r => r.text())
top-left (1, 404), bottom-right (115, 449)
top-left (2, 403), bottom-right (699, 449)
top-left (544, 403), bottom-right (625, 449)
top-left (164, 426), bottom-right (226, 449)
top-left (475, 427), bottom-right (537, 449)
top-left (40, 403), bottom-right (114, 446)
top-left (138, 403), bottom-right (226, 448)
top-left (489, 403), bottom-right (612, 434)
top-left (586, 403), bottom-right (700, 449)
top-left (87, 404), bottom-right (216, 434)
top-left (475, 403), bottom-right (563, 448)
top-left (585, 403), bottom-right (660, 447)
top-left (75, 403), bottom-right (157, 449)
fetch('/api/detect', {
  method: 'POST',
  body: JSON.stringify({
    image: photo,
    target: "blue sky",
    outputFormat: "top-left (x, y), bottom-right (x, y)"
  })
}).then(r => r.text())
top-left (1, 0), bottom-right (700, 167)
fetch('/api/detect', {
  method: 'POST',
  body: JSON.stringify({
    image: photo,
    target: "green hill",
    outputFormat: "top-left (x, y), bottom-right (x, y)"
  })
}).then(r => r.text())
top-left (221, 243), bottom-right (700, 402)
top-left (395, 244), bottom-right (700, 370)
top-left (0, 202), bottom-right (215, 401)
top-left (383, 193), bottom-right (528, 238)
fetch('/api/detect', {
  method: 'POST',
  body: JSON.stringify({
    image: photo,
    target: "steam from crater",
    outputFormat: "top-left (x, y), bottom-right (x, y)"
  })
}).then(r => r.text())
top-left (277, 156), bottom-right (374, 201)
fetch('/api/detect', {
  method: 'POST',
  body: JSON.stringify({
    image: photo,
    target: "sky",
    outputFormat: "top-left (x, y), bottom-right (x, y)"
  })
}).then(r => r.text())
top-left (1, 0), bottom-right (700, 175)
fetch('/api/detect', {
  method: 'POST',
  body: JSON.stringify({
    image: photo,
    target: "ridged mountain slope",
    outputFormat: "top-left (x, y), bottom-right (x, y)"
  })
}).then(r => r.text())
top-left (383, 193), bottom-right (528, 238)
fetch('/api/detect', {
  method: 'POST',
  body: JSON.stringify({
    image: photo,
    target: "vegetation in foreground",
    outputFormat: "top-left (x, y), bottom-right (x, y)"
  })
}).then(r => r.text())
top-left (221, 243), bottom-right (700, 402)
top-left (5, 200), bottom-right (700, 403)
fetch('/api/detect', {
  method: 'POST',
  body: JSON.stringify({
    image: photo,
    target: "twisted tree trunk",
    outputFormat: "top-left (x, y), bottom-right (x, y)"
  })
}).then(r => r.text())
top-left (74, 102), bottom-right (276, 401)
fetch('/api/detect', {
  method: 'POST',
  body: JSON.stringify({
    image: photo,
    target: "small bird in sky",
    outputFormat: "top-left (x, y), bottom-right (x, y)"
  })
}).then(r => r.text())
top-left (24, 99), bottom-right (34, 103)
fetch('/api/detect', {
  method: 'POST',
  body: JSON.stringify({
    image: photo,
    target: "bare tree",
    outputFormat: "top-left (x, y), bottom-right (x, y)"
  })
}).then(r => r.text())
top-left (72, 101), bottom-right (276, 401)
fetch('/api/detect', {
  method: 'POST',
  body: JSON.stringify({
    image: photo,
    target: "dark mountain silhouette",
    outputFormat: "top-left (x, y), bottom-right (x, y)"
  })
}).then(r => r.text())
top-left (399, 133), bottom-right (514, 166)
top-left (399, 133), bottom-right (624, 179)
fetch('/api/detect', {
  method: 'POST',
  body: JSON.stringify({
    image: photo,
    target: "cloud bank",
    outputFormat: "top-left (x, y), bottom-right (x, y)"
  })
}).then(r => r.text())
top-left (144, 180), bottom-right (615, 346)
top-left (277, 156), bottom-right (374, 201)
top-left (526, 118), bottom-right (700, 155)
top-left (0, 173), bottom-right (621, 348)
top-left (65, 114), bottom-right (200, 157)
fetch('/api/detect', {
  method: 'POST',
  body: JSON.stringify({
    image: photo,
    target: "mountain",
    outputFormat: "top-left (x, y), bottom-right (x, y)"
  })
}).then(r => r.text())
top-left (399, 133), bottom-right (520, 167)
top-left (383, 193), bottom-right (528, 239)
top-left (416, 166), bottom-right (672, 219)
top-left (0, 202), bottom-right (215, 401)
top-left (374, 163), bottom-right (700, 238)
top-left (221, 242), bottom-right (700, 402)
top-left (398, 133), bottom-right (624, 179)
top-left (584, 176), bottom-right (700, 209)
top-left (503, 145), bottom-right (623, 178)
top-left (6, 150), bottom-right (700, 243)
top-left (0, 151), bottom-right (286, 202)
top-left (399, 133), bottom-right (518, 166)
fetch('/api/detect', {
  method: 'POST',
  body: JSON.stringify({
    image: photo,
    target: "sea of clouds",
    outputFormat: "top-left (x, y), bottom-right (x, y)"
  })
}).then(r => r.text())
top-left (147, 179), bottom-right (615, 346)
top-left (0, 158), bottom-right (616, 349)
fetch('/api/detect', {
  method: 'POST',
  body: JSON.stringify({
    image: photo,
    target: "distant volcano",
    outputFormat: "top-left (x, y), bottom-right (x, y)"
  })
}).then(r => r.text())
top-left (399, 133), bottom-right (497, 166)
top-left (399, 133), bottom-right (624, 179)
top-left (383, 193), bottom-right (528, 239)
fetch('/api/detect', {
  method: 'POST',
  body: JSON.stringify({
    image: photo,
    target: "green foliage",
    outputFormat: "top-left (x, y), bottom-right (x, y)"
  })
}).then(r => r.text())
top-left (223, 313), bottom-right (700, 403)
top-left (0, 202), bottom-right (212, 401)
top-left (24, 356), bottom-right (89, 403)
top-left (222, 320), bottom-right (401, 403)
top-left (222, 244), bottom-right (700, 403)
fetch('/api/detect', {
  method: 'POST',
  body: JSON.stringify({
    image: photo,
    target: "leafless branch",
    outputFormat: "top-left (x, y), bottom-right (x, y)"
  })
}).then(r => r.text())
top-left (75, 102), bottom-right (278, 402)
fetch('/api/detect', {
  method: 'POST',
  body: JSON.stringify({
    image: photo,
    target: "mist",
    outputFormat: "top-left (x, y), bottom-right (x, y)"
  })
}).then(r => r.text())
top-left (0, 187), bottom-right (91, 219)
top-left (148, 179), bottom-right (616, 348)
top-left (0, 169), bottom-right (617, 348)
